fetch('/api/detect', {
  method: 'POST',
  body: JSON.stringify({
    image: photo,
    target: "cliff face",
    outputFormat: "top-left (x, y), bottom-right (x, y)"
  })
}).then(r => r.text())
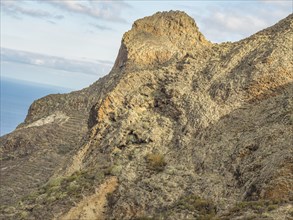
top-left (113, 11), bottom-right (210, 69)
top-left (1, 11), bottom-right (293, 220)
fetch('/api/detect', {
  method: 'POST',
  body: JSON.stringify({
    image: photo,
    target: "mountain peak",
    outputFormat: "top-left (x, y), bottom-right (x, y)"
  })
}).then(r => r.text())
top-left (113, 10), bottom-right (210, 69)
top-left (1, 11), bottom-right (293, 220)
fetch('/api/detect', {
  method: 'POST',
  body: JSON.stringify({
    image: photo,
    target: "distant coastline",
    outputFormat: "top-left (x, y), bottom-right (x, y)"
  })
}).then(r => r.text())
top-left (0, 77), bottom-right (71, 136)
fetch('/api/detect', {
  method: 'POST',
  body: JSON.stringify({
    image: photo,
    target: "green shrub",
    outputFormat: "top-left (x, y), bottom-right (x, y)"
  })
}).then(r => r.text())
top-left (228, 199), bottom-right (287, 217)
top-left (20, 168), bottom-right (106, 213)
top-left (267, 204), bottom-right (278, 211)
top-left (175, 194), bottom-right (216, 217)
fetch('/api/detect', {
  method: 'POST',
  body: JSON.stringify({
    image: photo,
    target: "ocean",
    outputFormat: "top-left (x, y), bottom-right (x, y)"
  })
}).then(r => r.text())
top-left (0, 77), bottom-right (71, 136)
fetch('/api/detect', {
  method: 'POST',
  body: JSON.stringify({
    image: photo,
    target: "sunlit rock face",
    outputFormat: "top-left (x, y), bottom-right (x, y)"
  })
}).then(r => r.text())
top-left (113, 11), bottom-right (211, 69)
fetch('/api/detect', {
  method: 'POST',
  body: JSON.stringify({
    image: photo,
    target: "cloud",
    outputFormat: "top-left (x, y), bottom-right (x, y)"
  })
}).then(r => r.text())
top-left (190, 1), bottom-right (292, 42)
top-left (0, 1), bottom-right (63, 20)
top-left (89, 23), bottom-right (113, 31)
top-left (1, 0), bottom-right (128, 29)
top-left (43, 0), bottom-right (131, 23)
top-left (197, 10), bottom-right (268, 42)
top-left (1, 48), bottom-right (113, 76)
top-left (259, 0), bottom-right (292, 7)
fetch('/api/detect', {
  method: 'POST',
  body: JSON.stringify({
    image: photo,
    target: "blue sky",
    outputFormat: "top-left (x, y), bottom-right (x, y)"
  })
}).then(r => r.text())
top-left (1, 0), bottom-right (292, 89)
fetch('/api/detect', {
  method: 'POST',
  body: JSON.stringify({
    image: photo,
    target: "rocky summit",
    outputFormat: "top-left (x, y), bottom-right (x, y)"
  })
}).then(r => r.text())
top-left (1, 11), bottom-right (293, 220)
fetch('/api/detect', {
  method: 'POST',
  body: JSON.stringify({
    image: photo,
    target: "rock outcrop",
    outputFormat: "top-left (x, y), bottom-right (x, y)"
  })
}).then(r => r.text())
top-left (1, 11), bottom-right (293, 220)
top-left (113, 11), bottom-right (210, 69)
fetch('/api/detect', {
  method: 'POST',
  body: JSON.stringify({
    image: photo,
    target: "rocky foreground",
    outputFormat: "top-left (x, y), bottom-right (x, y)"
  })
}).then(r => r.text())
top-left (0, 11), bottom-right (293, 220)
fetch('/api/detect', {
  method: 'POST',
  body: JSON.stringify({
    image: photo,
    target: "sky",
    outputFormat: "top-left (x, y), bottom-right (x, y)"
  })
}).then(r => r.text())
top-left (1, 0), bottom-right (292, 89)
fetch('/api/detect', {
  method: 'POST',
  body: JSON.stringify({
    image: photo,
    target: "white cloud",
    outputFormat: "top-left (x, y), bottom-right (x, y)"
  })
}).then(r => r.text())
top-left (1, 48), bottom-right (113, 76)
top-left (200, 10), bottom-right (268, 38)
top-left (259, 0), bottom-right (292, 7)
top-left (1, 0), bottom-right (129, 31)
top-left (0, 0), bottom-right (63, 20)
top-left (90, 23), bottom-right (113, 31)
top-left (191, 1), bottom-right (292, 42)
top-left (43, 0), bottom-right (131, 23)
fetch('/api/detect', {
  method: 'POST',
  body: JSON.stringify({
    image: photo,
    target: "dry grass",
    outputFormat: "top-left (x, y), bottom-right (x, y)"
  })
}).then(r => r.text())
top-left (146, 153), bottom-right (167, 172)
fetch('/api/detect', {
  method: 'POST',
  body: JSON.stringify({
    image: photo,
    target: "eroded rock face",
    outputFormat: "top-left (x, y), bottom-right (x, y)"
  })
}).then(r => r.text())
top-left (113, 11), bottom-right (210, 69)
top-left (1, 11), bottom-right (293, 220)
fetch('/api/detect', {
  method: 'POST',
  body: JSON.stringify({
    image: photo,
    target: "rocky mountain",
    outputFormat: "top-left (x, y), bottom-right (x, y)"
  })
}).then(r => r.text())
top-left (0, 11), bottom-right (292, 220)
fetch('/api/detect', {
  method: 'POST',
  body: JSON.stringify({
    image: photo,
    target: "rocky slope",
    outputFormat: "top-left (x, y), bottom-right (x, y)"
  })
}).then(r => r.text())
top-left (1, 11), bottom-right (293, 220)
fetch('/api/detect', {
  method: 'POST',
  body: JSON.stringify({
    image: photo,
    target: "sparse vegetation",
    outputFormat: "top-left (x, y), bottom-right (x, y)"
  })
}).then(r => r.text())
top-left (57, 144), bottom-right (73, 154)
top-left (104, 164), bottom-right (123, 176)
top-left (175, 194), bottom-right (216, 218)
top-left (23, 170), bottom-right (103, 205)
top-left (146, 153), bottom-right (167, 172)
top-left (134, 217), bottom-right (159, 220)
top-left (223, 199), bottom-right (288, 218)
top-left (2, 167), bottom-right (110, 219)
top-left (234, 199), bottom-right (286, 212)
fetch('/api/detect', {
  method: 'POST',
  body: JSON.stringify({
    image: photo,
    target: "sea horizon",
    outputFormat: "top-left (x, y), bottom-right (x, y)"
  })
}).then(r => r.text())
top-left (0, 77), bottom-right (72, 136)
